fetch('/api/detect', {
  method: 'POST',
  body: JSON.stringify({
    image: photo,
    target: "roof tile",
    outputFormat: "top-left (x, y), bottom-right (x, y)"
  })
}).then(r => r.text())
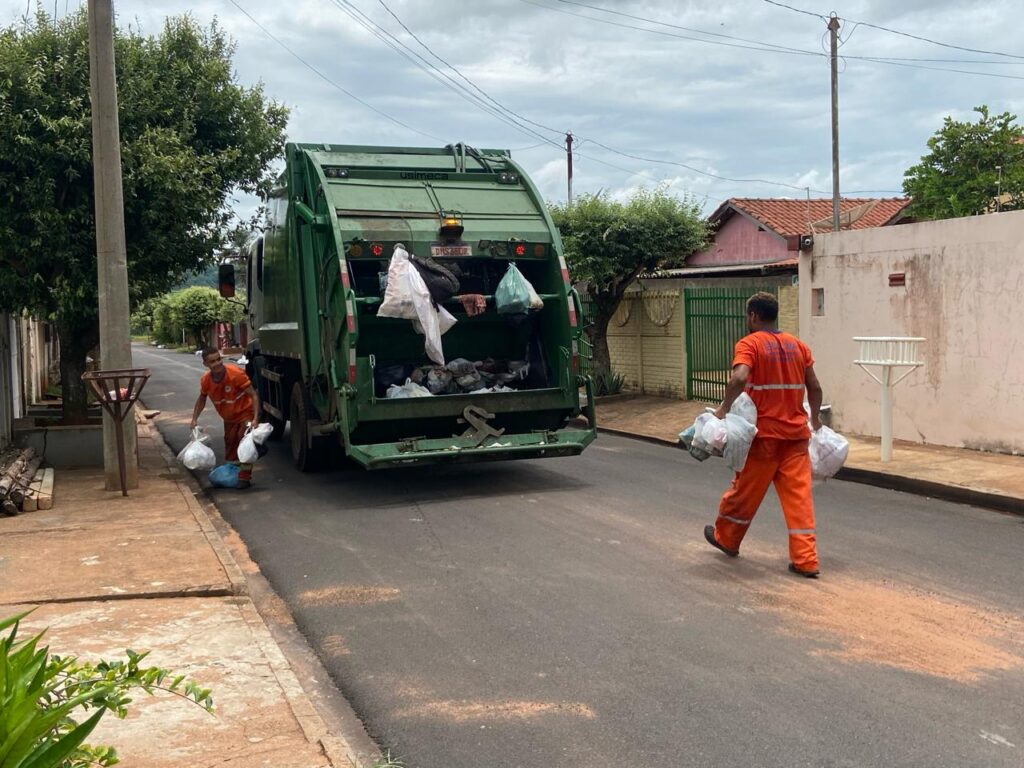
top-left (721, 198), bottom-right (911, 237)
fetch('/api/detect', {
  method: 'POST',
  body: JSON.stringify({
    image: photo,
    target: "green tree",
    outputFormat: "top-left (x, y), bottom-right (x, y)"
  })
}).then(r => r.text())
top-left (903, 105), bottom-right (1024, 219)
top-left (549, 187), bottom-right (709, 380)
top-left (0, 10), bottom-right (287, 422)
top-left (170, 286), bottom-right (241, 347)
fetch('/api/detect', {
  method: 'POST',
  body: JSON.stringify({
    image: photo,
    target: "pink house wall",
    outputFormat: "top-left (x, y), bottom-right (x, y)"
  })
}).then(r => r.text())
top-left (689, 212), bottom-right (790, 267)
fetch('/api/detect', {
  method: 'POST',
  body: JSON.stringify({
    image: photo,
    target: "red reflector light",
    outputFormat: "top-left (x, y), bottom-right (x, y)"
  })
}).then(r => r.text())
top-left (371, 243), bottom-right (384, 257)
top-left (514, 243), bottom-right (526, 256)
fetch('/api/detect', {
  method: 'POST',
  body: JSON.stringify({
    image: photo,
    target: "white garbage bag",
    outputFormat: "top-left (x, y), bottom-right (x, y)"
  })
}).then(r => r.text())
top-left (379, 244), bottom-right (456, 364)
top-left (250, 422), bottom-right (274, 445)
top-left (377, 245), bottom-right (419, 320)
top-left (236, 422), bottom-right (275, 464)
top-left (698, 412), bottom-right (728, 454)
top-left (386, 379), bottom-right (434, 398)
top-left (238, 426), bottom-right (260, 464)
top-left (730, 392), bottom-right (758, 426)
top-left (809, 425), bottom-right (849, 480)
top-left (723, 413), bottom-right (758, 472)
top-left (177, 427), bottom-right (216, 471)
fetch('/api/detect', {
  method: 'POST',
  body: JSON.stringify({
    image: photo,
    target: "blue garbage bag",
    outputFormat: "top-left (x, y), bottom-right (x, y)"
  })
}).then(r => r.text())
top-left (209, 463), bottom-right (241, 488)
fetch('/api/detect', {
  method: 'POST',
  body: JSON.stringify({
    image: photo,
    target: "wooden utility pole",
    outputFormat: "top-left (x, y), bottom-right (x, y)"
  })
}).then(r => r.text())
top-left (88, 0), bottom-right (138, 490)
top-left (828, 14), bottom-right (841, 232)
top-left (565, 131), bottom-right (574, 205)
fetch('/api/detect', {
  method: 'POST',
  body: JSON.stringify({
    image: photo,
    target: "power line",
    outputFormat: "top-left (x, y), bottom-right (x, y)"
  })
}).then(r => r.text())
top-left (375, 0), bottom-right (565, 137)
top-left (582, 139), bottom-right (830, 194)
top-left (551, 0), bottom-right (816, 56)
top-left (327, 0), bottom-right (563, 149)
top-left (518, 0), bottom-right (825, 59)
top-left (762, 0), bottom-right (824, 21)
top-left (528, 0), bottom-right (1024, 78)
top-left (763, 0), bottom-right (1024, 60)
top-left (225, 0), bottom-right (445, 142)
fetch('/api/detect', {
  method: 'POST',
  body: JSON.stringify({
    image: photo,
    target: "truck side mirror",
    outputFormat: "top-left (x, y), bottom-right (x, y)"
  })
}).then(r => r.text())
top-left (218, 263), bottom-right (236, 298)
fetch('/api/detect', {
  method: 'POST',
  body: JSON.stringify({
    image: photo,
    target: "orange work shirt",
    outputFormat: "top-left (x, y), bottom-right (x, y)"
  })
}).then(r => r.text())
top-left (733, 330), bottom-right (814, 440)
top-left (200, 364), bottom-right (254, 424)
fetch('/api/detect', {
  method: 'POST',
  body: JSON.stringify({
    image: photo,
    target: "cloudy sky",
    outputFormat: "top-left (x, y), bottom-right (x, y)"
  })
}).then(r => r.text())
top-left (4, 0), bottom-right (1023, 213)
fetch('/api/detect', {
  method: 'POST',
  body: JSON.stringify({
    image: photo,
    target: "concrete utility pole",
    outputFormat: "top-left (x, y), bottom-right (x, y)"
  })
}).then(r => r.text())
top-left (828, 14), bottom-right (841, 232)
top-left (88, 0), bottom-right (138, 491)
top-left (565, 131), bottom-right (574, 205)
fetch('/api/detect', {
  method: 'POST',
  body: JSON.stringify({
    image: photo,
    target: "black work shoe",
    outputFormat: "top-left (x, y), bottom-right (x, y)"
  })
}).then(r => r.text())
top-left (704, 525), bottom-right (739, 558)
top-left (788, 563), bottom-right (820, 579)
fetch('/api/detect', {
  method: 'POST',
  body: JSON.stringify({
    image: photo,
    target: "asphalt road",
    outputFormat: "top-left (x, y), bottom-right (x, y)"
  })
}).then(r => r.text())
top-left (135, 344), bottom-right (1024, 768)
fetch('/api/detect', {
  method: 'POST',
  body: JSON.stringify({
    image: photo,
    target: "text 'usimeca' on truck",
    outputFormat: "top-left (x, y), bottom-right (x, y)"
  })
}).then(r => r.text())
top-left (219, 143), bottom-right (597, 471)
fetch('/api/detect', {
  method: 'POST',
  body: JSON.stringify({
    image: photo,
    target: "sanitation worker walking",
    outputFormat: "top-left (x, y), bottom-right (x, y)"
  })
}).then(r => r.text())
top-left (704, 292), bottom-right (825, 577)
top-left (189, 348), bottom-right (261, 489)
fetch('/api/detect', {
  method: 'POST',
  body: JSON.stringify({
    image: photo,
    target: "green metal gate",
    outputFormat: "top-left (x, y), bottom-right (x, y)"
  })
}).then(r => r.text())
top-left (684, 286), bottom-right (778, 402)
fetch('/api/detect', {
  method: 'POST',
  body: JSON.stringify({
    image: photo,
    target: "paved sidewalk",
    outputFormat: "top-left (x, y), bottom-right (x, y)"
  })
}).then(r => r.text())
top-left (596, 396), bottom-right (1023, 514)
top-left (0, 415), bottom-right (364, 767)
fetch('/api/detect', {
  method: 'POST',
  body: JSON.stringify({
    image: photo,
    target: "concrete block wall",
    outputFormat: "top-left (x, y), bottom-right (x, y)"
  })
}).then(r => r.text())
top-left (777, 285), bottom-right (799, 336)
top-left (607, 291), bottom-right (685, 398)
top-left (607, 298), bottom-right (642, 391)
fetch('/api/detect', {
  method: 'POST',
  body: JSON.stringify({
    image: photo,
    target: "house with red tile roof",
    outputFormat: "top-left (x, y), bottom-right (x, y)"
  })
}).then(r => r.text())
top-left (678, 197), bottom-right (912, 276)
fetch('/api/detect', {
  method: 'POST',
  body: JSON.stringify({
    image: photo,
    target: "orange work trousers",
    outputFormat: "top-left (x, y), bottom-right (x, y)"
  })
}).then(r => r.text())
top-left (714, 437), bottom-right (818, 572)
top-left (224, 420), bottom-right (253, 483)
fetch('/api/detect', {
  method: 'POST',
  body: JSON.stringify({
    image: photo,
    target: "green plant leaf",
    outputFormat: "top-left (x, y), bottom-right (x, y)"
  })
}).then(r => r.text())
top-left (20, 707), bottom-right (105, 768)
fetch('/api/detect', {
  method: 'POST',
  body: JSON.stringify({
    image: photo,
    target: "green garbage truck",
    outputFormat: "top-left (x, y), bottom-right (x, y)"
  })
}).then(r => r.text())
top-left (225, 142), bottom-right (596, 471)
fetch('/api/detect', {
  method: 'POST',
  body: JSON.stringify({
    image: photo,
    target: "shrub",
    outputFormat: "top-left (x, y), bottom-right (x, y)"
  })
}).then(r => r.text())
top-left (0, 611), bottom-right (213, 768)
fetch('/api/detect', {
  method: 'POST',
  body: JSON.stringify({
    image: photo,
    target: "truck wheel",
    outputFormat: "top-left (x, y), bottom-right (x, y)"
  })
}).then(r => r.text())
top-left (252, 356), bottom-right (285, 440)
top-left (290, 382), bottom-right (326, 472)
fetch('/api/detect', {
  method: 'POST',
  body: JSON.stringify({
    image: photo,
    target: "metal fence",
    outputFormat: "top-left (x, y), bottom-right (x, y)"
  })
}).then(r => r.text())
top-left (684, 286), bottom-right (778, 402)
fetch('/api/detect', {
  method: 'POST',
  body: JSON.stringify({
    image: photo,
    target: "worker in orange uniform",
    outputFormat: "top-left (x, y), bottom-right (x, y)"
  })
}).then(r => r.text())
top-left (189, 348), bottom-right (261, 489)
top-left (703, 292), bottom-right (825, 577)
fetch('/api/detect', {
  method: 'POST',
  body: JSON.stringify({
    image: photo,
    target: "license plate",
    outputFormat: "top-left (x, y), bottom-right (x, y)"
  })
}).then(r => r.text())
top-left (430, 244), bottom-right (472, 258)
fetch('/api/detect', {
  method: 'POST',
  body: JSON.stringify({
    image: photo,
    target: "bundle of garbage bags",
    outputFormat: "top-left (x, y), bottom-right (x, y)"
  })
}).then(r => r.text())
top-left (383, 357), bottom-right (528, 398)
top-left (677, 395), bottom-right (849, 478)
top-left (678, 394), bottom-right (759, 472)
top-left (177, 423), bottom-right (274, 488)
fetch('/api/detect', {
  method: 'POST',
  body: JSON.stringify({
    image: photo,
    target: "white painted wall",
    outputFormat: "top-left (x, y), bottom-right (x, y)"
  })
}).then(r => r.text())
top-left (800, 210), bottom-right (1024, 454)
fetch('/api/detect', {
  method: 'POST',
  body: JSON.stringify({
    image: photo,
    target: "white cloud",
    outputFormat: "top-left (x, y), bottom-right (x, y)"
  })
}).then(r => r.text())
top-left (3, 0), bottom-right (1021, 213)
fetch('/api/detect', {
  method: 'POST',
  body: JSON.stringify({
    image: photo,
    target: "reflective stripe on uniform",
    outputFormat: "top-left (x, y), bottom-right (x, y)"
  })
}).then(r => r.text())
top-left (788, 528), bottom-right (816, 535)
top-left (747, 383), bottom-right (804, 391)
top-left (721, 515), bottom-right (752, 526)
top-left (211, 392), bottom-right (249, 406)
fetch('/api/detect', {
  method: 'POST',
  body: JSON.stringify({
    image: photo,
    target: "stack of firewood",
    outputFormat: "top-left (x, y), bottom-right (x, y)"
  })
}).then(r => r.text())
top-left (0, 447), bottom-right (53, 515)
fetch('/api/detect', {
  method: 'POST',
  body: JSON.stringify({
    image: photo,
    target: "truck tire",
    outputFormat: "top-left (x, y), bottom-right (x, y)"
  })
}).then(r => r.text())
top-left (290, 382), bottom-right (326, 472)
top-left (251, 356), bottom-right (285, 441)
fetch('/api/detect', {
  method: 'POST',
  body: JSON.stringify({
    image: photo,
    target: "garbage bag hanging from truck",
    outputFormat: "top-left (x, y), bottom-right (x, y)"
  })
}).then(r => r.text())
top-left (378, 244), bottom-right (456, 364)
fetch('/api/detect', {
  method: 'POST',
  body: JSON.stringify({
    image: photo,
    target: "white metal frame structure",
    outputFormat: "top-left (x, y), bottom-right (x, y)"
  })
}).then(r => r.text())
top-left (853, 337), bottom-right (924, 462)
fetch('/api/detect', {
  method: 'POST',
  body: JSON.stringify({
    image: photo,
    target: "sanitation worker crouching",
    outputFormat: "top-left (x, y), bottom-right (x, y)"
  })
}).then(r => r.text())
top-left (189, 347), bottom-right (261, 489)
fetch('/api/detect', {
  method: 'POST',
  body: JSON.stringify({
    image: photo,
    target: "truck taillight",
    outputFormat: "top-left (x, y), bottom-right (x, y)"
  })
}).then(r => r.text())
top-left (514, 243), bottom-right (526, 257)
top-left (371, 243), bottom-right (384, 257)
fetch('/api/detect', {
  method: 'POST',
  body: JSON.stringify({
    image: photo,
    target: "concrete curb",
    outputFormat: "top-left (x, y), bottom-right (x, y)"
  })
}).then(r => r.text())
top-left (140, 411), bottom-right (382, 768)
top-left (834, 466), bottom-right (1022, 516)
top-left (597, 426), bottom-right (1024, 516)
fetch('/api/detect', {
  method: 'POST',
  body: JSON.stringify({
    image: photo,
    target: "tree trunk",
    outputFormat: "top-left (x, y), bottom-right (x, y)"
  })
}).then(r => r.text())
top-left (56, 318), bottom-right (97, 425)
top-left (588, 309), bottom-right (614, 382)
